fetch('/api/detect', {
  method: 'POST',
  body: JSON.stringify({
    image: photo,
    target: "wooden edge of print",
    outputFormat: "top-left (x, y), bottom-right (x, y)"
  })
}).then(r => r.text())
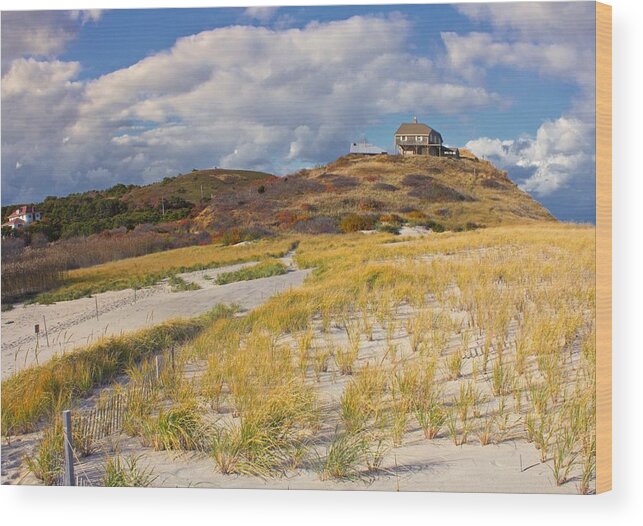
top-left (595, 1), bottom-right (612, 495)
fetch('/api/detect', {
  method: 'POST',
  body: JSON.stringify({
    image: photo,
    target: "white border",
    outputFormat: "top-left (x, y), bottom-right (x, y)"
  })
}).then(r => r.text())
top-left (1, 1), bottom-right (641, 525)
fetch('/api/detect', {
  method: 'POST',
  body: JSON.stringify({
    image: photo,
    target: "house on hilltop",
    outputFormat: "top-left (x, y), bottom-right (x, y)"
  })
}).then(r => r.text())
top-left (349, 140), bottom-right (387, 155)
top-left (394, 117), bottom-right (459, 158)
top-left (2, 205), bottom-right (42, 230)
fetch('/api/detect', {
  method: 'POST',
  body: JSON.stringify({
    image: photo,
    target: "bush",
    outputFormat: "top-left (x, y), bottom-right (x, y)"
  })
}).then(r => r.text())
top-left (426, 220), bottom-right (446, 232)
top-left (405, 210), bottom-right (428, 223)
top-left (372, 182), bottom-right (398, 192)
top-left (220, 227), bottom-right (262, 246)
top-left (357, 198), bottom-right (383, 212)
top-left (377, 224), bottom-right (401, 235)
top-left (379, 214), bottom-right (403, 225)
top-left (339, 214), bottom-right (377, 233)
top-left (292, 216), bottom-right (339, 234)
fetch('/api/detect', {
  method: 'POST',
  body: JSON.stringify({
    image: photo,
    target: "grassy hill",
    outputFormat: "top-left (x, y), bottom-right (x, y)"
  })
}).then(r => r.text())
top-left (2, 169), bottom-right (276, 241)
top-left (122, 169), bottom-right (275, 208)
top-left (195, 154), bottom-right (555, 235)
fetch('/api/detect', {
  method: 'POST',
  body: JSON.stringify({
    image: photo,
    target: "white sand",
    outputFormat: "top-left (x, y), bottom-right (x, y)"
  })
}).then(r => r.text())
top-left (0, 249), bottom-right (591, 494)
top-left (1, 257), bottom-right (310, 379)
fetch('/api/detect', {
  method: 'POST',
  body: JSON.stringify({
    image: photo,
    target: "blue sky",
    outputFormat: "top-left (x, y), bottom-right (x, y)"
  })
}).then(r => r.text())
top-left (1, 3), bottom-right (597, 222)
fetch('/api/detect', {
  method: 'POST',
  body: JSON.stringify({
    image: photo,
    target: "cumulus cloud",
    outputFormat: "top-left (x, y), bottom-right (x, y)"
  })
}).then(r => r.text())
top-left (444, 2), bottom-right (595, 87)
top-left (466, 117), bottom-right (595, 196)
top-left (453, 1), bottom-right (596, 208)
top-left (2, 14), bottom-right (503, 202)
top-left (243, 6), bottom-right (279, 23)
top-left (1, 10), bottom-right (102, 71)
top-left (441, 32), bottom-right (587, 84)
top-left (456, 2), bottom-right (595, 41)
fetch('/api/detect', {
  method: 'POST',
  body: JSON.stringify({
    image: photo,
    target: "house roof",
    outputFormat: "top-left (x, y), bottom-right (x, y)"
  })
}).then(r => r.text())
top-left (4, 218), bottom-right (26, 226)
top-left (8, 205), bottom-right (38, 218)
top-left (394, 122), bottom-right (442, 138)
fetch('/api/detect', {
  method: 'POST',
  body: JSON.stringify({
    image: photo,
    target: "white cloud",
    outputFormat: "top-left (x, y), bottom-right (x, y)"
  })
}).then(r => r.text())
top-left (243, 6), bottom-right (279, 23)
top-left (453, 2), bottom-right (596, 202)
top-left (1, 11), bottom-right (102, 72)
top-left (2, 14), bottom-right (503, 202)
top-left (466, 117), bottom-right (595, 196)
top-left (441, 32), bottom-right (586, 84)
top-left (456, 2), bottom-right (595, 42)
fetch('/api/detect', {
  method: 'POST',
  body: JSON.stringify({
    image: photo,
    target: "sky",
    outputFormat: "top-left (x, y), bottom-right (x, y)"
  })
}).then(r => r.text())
top-left (1, 2), bottom-right (597, 222)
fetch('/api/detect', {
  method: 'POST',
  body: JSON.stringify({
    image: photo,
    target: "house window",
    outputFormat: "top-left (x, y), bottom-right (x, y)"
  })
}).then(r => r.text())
top-left (417, 136), bottom-right (423, 141)
top-left (401, 136), bottom-right (407, 141)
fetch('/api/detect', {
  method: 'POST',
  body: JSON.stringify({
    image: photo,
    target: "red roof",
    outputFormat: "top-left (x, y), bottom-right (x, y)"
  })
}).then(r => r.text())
top-left (3, 217), bottom-right (26, 227)
top-left (7, 205), bottom-right (38, 219)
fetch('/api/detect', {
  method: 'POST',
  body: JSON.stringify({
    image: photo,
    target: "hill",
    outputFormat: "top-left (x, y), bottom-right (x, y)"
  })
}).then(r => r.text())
top-left (194, 154), bottom-right (554, 235)
top-left (122, 168), bottom-right (275, 208)
top-left (2, 169), bottom-right (276, 241)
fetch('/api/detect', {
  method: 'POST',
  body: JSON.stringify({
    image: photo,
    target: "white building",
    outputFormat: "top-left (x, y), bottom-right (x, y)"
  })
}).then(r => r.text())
top-left (3, 205), bottom-right (42, 230)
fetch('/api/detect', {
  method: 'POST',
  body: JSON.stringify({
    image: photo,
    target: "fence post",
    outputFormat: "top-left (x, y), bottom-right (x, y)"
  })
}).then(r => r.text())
top-left (62, 410), bottom-right (75, 486)
top-left (170, 346), bottom-right (175, 372)
top-left (155, 354), bottom-right (161, 381)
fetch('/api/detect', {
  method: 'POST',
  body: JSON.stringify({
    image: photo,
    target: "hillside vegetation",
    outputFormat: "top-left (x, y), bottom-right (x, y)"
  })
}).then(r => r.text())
top-left (2, 154), bottom-right (554, 305)
top-left (2, 168), bottom-right (275, 241)
top-left (195, 154), bottom-right (554, 234)
top-left (1, 169), bottom-right (275, 304)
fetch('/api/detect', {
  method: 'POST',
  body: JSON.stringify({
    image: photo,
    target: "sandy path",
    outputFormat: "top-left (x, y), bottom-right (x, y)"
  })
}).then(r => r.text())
top-left (1, 256), bottom-right (309, 379)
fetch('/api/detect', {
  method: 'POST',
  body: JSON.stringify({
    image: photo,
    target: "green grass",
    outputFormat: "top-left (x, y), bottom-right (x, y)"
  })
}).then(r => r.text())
top-left (102, 454), bottom-right (157, 487)
top-left (168, 274), bottom-right (201, 292)
top-left (211, 382), bottom-right (317, 477)
top-left (34, 238), bottom-right (298, 304)
top-left (215, 259), bottom-right (288, 285)
top-left (1, 305), bottom-right (236, 435)
top-left (24, 424), bottom-right (64, 485)
top-left (318, 431), bottom-right (369, 481)
top-left (142, 403), bottom-right (204, 451)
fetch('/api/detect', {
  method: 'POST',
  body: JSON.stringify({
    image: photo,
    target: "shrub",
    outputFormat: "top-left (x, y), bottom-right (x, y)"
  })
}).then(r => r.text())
top-left (339, 214), bottom-right (377, 233)
top-left (372, 182), bottom-right (398, 192)
top-left (220, 227), bottom-right (256, 246)
top-left (403, 174), bottom-right (473, 202)
top-left (405, 210), bottom-right (427, 222)
top-left (292, 216), bottom-right (339, 234)
top-left (377, 224), bottom-right (401, 235)
top-left (329, 175), bottom-right (358, 189)
top-left (379, 214), bottom-right (403, 225)
top-left (357, 198), bottom-right (383, 212)
top-left (425, 220), bottom-right (445, 232)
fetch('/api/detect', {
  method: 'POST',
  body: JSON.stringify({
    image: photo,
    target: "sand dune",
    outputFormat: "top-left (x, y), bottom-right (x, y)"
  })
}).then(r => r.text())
top-left (1, 257), bottom-right (310, 379)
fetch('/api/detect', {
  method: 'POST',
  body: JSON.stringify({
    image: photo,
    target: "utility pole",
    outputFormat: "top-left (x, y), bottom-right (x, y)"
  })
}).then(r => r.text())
top-left (161, 197), bottom-right (165, 217)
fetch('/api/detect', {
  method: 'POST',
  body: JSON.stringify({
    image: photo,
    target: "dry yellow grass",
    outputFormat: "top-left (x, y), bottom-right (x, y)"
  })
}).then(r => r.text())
top-left (16, 222), bottom-right (596, 491)
top-left (38, 237), bottom-right (298, 302)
